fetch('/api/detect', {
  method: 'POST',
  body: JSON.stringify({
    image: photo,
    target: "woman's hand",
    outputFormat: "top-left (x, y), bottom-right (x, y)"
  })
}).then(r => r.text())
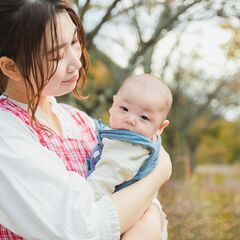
top-left (153, 146), bottom-right (172, 185)
top-left (121, 204), bottom-right (163, 240)
top-left (112, 146), bottom-right (171, 234)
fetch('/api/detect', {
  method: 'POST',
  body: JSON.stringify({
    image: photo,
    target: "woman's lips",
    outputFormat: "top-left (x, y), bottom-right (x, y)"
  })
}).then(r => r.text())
top-left (64, 73), bottom-right (79, 83)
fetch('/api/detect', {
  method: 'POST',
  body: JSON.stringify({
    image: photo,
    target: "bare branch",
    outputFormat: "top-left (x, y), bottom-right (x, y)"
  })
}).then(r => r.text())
top-left (87, 0), bottom-right (122, 50)
top-left (109, 1), bottom-right (164, 21)
top-left (142, 46), bottom-right (155, 73)
top-left (80, 0), bottom-right (91, 20)
top-left (127, 0), bottom-right (204, 72)
top-left (184, 77), bottom-right (234, 130)
top-left (131, 7), bottom-right (144, 47)
top-left (160, 24), bottom-right (187, 79)
top-left (195, 81), bottom-right (226, 118)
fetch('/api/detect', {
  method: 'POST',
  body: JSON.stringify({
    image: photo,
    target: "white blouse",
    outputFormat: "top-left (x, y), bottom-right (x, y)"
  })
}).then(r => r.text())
top-left (0, 96), bottom-right (120, 240)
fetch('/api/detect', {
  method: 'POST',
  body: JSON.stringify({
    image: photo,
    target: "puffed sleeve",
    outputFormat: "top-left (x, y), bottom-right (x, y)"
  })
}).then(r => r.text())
top-left (151, 197), bottom-right (168, 240)
top-left (0, 111), bottom-right (120, 240)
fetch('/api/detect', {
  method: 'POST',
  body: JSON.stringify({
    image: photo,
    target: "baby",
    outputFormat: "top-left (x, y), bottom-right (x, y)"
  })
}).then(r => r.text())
top-left (87, 73), bottom-right (172, 199)
top-left (109, 73), bottom-right (171, 139)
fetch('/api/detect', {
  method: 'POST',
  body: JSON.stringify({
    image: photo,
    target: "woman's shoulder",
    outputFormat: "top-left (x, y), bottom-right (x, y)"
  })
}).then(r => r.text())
top-left (0, 108), bottom-right (39, 141)
top-left (0, 106), bottom-right (24, 125)
top-left (55, 100), bottom-right (95, 130)
top-left (56, 102), bottom-right (97, 146)
top-left (60, 102), bottom-right (88, 118)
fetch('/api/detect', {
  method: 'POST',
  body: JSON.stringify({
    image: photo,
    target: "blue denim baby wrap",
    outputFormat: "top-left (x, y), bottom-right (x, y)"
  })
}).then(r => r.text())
top-left (87, 120), bottom-right (161, 191)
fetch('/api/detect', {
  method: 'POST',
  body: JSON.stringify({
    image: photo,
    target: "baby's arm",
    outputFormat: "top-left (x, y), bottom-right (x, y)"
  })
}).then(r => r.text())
top-left (87, 138), bottom-right (150, 200)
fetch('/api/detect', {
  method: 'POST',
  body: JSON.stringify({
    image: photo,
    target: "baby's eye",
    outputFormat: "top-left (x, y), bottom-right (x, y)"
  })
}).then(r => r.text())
top-left (140, 115), bottom-right (149, 121)
top-left (120, 106), bottom-right (128, 112)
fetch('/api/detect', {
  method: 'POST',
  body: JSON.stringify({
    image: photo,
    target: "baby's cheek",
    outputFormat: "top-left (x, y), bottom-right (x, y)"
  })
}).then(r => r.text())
top-left (109, 117), bottom-right (119, 129)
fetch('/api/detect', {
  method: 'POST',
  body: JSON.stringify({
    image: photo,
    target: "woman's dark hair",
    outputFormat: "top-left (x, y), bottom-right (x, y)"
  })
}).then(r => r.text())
top-left (0, 0), bottom-right (89, 127)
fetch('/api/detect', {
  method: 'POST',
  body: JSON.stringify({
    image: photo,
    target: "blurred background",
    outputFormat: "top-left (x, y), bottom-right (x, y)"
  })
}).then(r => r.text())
top-left (62, 1), bottom-right (240, 239)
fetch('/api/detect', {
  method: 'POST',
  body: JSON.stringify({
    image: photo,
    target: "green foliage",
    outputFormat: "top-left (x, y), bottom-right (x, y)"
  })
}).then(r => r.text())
top-left (221, 22), bottom-right (240, 59)
top-left (85, 55), bottom-right (119, 122)
top-left (196, 119), bottom-right (240, 164)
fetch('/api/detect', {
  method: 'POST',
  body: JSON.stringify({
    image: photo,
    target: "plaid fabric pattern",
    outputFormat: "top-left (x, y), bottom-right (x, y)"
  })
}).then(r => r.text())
top-left (0, 97), bottom-right (97, 239)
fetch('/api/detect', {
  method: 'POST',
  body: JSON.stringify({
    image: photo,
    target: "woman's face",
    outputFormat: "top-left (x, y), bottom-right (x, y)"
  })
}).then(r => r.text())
top-left (41, 11), bottom-right (82, 97)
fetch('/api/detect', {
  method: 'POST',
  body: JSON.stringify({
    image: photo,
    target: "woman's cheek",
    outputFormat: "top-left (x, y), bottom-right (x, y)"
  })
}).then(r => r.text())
top-left (53, 62), bottom-right (66, 80)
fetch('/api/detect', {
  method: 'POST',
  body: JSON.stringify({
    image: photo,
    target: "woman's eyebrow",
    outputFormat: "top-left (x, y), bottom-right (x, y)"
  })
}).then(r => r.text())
top-left (48, 43), bottom-right (66, 54)
top-left (72, 28), bottom-right (78, 37)
top-left (47, 28), bottom-right (78, 54)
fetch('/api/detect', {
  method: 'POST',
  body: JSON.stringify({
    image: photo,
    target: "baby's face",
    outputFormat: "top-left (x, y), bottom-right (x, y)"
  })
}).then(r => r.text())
top-left (109, 84), bottom-right (167, 139)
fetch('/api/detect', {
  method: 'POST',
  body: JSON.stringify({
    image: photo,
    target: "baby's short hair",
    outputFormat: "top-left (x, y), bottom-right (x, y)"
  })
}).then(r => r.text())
top-left (119, 74), bottom-right (173, 117)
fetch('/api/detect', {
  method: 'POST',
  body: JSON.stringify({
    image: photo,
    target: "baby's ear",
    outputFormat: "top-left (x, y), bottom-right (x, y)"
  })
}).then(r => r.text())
top-left (109, 95), bottom-right (117, 114)
top-left (156, 120), bottom-right (169, 135)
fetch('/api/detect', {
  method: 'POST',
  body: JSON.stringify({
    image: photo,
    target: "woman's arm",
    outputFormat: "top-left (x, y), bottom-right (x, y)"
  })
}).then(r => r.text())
top-left (0, 111), bottom-right (171, 239)
top-left (112, 146), bottom-right (171, 233)
top-left (121, 204), bottom-right (162, 240)
top-left (120, 145), bottom-right (170, 239)
top-left (0, 113), bottom-right (119, 240)
top-left (121, 196), bottom-right (168, 240)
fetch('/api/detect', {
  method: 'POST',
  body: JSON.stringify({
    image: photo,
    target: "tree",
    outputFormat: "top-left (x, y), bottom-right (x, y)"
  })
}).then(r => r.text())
top-left (195, 119), bottom-right (240, 164)
top-left (62, 0), bottom-right (240, 175)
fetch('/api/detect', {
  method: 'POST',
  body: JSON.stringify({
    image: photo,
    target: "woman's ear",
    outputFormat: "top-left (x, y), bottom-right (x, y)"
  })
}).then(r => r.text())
top-left (156, 120), bottom-right (170, 135)
top-left (0, 56), bottom-right (22, 81)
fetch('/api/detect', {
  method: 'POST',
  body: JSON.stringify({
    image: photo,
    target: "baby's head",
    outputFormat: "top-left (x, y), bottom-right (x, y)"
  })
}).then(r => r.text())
top-left (109, 74), bottom-right (172, 139)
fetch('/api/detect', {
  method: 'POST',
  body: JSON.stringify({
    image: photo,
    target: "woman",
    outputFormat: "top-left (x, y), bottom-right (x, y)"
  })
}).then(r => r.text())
top-left (0, 0), bottom-right (172, 239)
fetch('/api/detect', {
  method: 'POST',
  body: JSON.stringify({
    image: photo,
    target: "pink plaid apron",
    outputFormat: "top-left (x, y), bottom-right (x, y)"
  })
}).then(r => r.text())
top-left (0, 97), bottom-right (97, 239)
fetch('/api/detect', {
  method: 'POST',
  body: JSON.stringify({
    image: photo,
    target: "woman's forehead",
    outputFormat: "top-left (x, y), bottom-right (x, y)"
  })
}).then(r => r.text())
top-left (45, 11), bottom-right (76, 46)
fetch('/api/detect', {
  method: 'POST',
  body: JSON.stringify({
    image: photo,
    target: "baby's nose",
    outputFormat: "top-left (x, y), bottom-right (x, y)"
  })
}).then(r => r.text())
top-left (126, 116), bottom-right (136, 125)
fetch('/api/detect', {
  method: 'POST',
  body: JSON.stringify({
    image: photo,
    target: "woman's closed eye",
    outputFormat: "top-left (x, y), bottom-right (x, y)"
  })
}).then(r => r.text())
top-left (50, 38), bottom-right (79, 61)
top-left (120, 106), bottom-right (128, 112)
top-left (50, 50), bottom-right (65, 61)
top-left (72, 37), bottom-right (79, 46)
top-left (58, 51), bottom-right (65, 60)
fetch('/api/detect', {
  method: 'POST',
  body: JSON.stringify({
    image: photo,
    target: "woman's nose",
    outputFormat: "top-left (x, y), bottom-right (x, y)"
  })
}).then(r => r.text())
top-left (67, 63), bottom-right (81, 73)
top-left (67, 50), bottom-right (82, 73)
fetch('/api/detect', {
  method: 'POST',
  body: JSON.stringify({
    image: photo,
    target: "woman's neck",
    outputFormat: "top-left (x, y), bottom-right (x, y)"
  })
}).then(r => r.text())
top-left (38, 96), bottom-right (64, 136)
top-left (38, 96), bottom-right (52, 114)
top-left (4, 81), bottom-right (51, 110)
top-left (4, 89), bottom-right (52, 112)
top-left (4, 80), bottom-right (29, 103)
top-left (4, 83), bottom-right (63, 136)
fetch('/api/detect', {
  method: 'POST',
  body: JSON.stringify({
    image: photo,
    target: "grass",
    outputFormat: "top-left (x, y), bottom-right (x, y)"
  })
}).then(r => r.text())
top-left (158, 173), bottom-right (240, 240)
